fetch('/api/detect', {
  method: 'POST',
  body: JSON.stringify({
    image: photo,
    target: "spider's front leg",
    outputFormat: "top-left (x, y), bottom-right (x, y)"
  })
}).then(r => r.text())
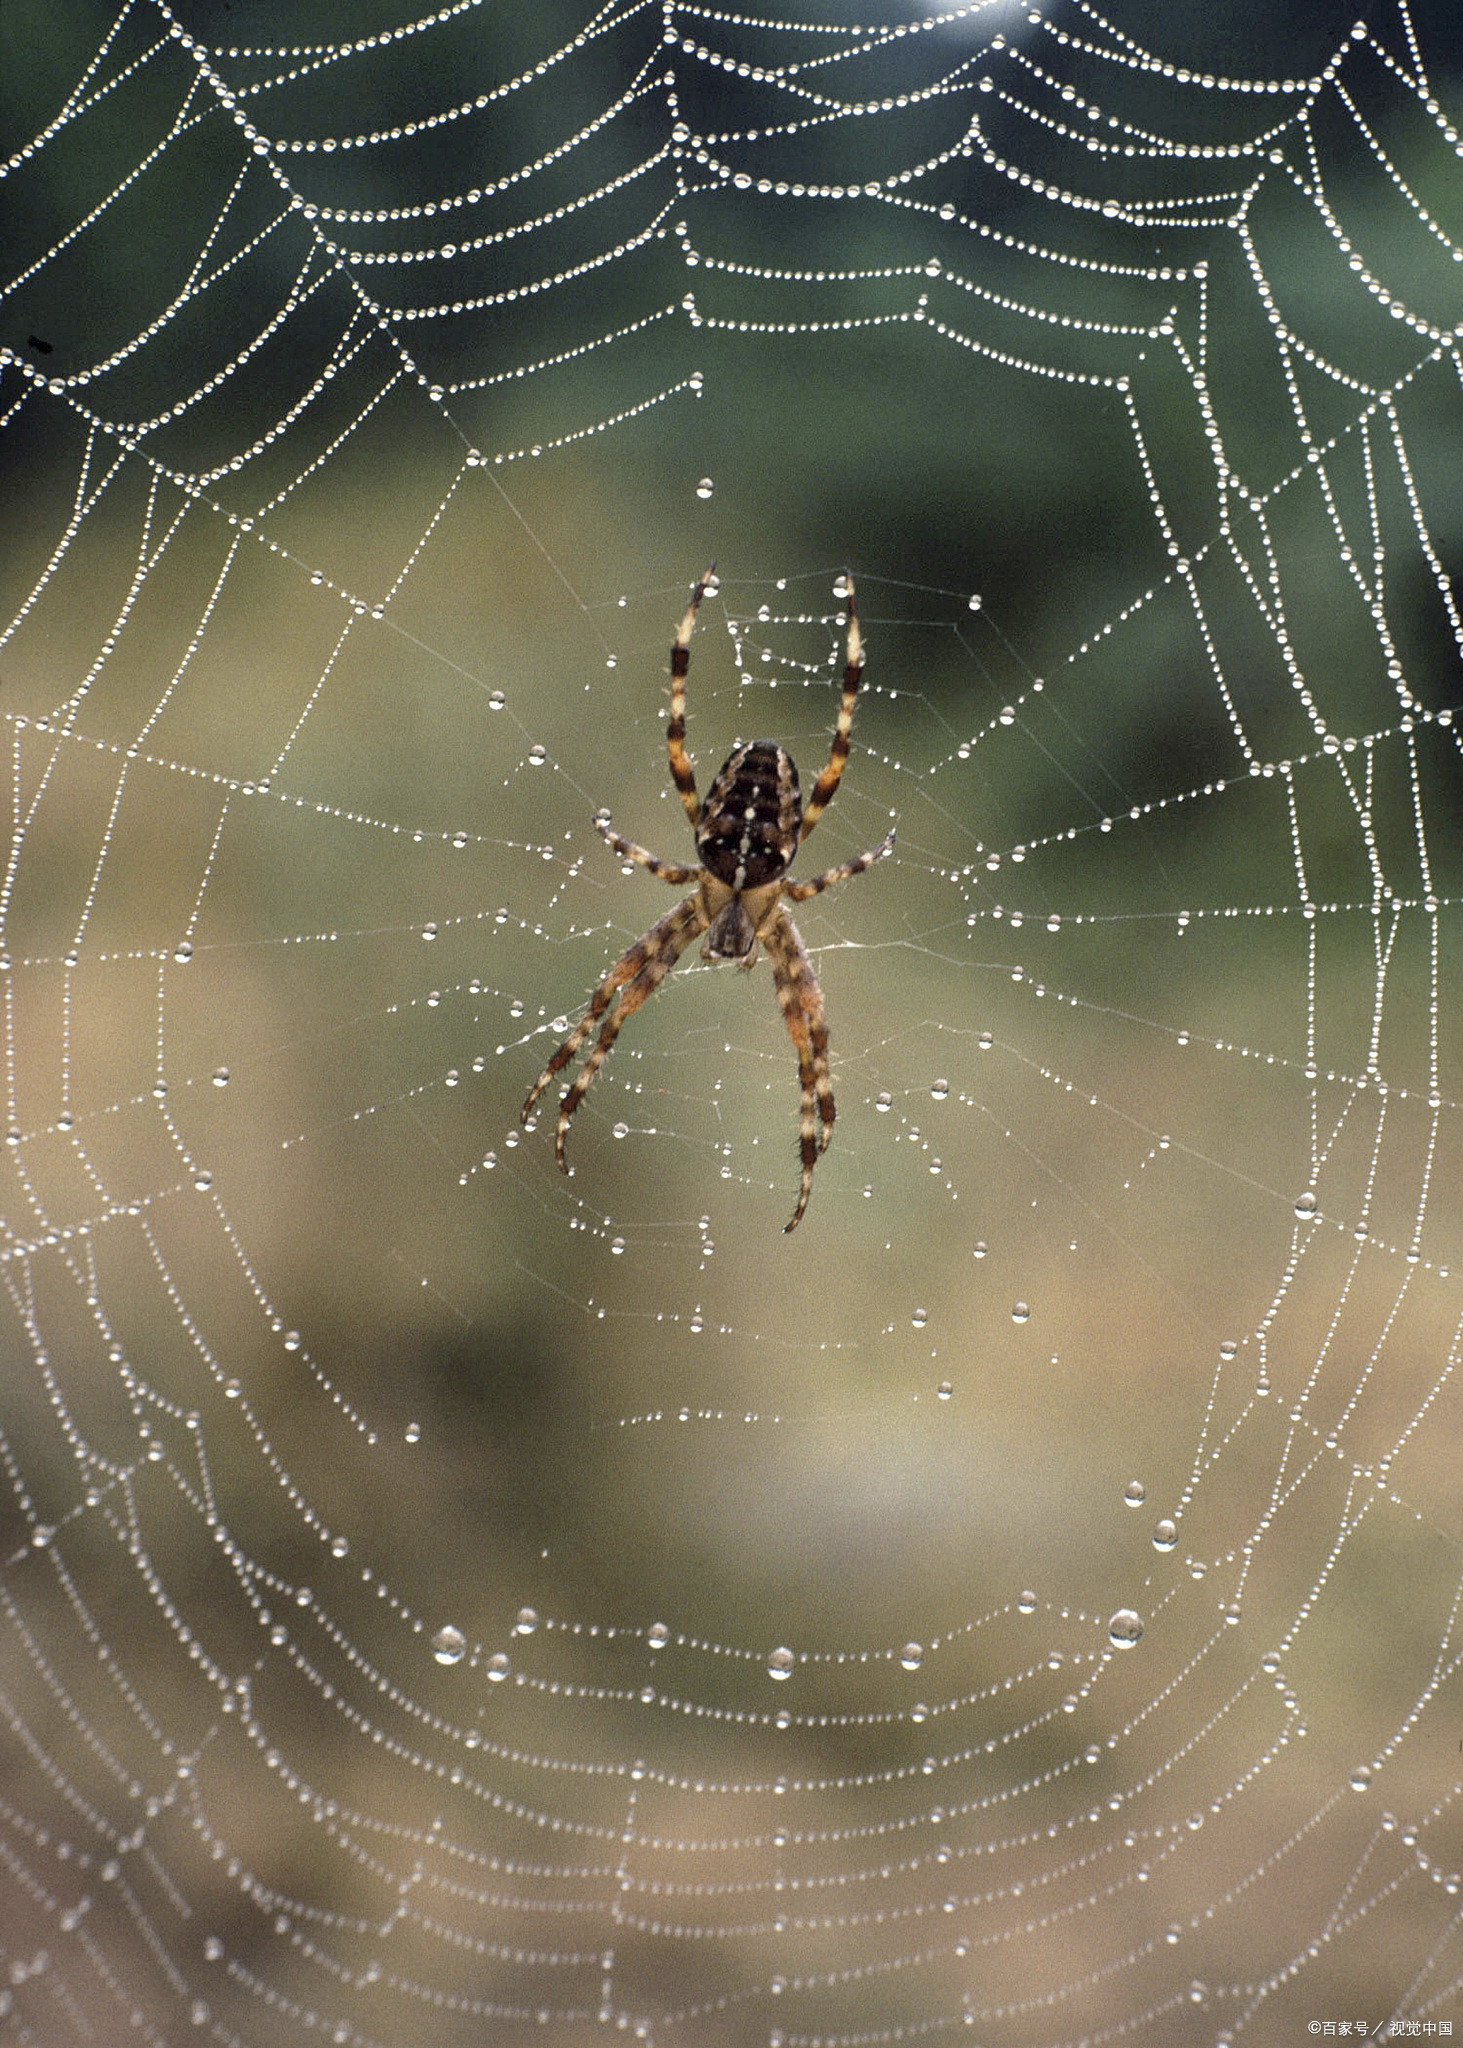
top-left (521, 894), bottom-right (706, 1167)
top-left (762, 906), bottom-right (836, 1232)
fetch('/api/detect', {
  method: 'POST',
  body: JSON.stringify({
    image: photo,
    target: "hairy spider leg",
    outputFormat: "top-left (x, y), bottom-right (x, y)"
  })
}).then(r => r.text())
top-left (781, 826), bottom-right (897, 903)
top-left (775, 910), bottom-right (836, 1150)
top-left (521, 895), bottom-right (705, 1149)
top-left (798, 576), bottom-right (865, 844)
top-left (667, 566), bottom-right (715, 830)
top-left (595, 815), bottom-right (699, 885)
top-left (764, 907), bottom-right (836, 1232)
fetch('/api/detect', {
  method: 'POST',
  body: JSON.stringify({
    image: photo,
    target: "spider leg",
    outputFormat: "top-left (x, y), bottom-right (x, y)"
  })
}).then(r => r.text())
top-left (521, 894), bottom-right (705, 1166)
top-left (595, 814), bottom-right (700, 886)
top-left (668, 567), bottom-right (715, 831)
top-left (798, 576), bottom-right (865, 845)
top-left (763, 906), bottom-right (836, 1232)
top-left (781, 826), bottom-right (895, 903)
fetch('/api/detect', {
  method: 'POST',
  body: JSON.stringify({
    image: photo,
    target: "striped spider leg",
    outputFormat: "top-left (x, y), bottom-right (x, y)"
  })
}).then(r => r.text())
top-left (519, 890), bottom-right (707, 1167)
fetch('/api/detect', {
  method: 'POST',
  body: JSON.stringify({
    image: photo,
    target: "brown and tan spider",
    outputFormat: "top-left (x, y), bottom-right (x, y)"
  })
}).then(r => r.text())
top-left (521, 568), bottom-right (894, 1231)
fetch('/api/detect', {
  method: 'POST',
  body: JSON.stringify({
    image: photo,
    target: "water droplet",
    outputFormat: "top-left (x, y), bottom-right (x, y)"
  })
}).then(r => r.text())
top-left (404, 1421), bottom-right (421, 1444)
top-left (1123, 1479), bottom-right (1146, 1507)
top-left (911, 1307), bottom-right (928, 1329)
top-left (875, 1091), bottom-right (892, 1112)
top-left (487, 688), bottom-right (505, 710)
top-left (528, 744), bottom-right (546, 766)
top-left (930, 1078), bottom-right (949, 1100)
top-left (767, 1645), bottom-right (795, 1681)
top-left (1017, 1590), bottom-right (1037, 1615)
top-left (1349, 1764), bottom-right (1372, 1792)
top-left (173, 940), bottom-right (193, 963)
top-left (610, 1236), bottom-right (625, 1255)
top-left (647, 1621), bottom-right (669, 1650)
top-left (422, 922), bottom-right (437, 941)
top-left (486, 1651), bottom-right (510, 1682)
top-left (936, 1379), bottom-right (952, 1400)
top-left (193, 1170), bottom-right (213, 1191)
top-left (212, 1067), bottom-right (230, 1087)
top-left (431, 1625), bottom-right (466, 1665)
top-left (1011, 1301), bottom-right (1030, 1324)
top-left (695, 476), bottom-right (714, 499)
top-left (514, 1607), bottom-right (538, 1635)
top-left (900, 1642), bottom-right (923, 1671)
top-left (1293, 1190), bottom-right (1318, 1221)
top-left (977, 1029), bottom-right (993, 1051)
top-left (1152, 1519), bottom-right (1178, 1551)
top-left (971, 1241), bottom-right (987, 1260)
top-left (1108, 1608), bottom-right (1143, 1649)
top-left (967, 593), bottom-right (982, 611)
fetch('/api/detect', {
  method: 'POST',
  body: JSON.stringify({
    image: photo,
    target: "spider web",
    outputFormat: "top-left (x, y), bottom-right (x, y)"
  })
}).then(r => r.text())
top-left (1, 0), bottom-right (1462, 2041)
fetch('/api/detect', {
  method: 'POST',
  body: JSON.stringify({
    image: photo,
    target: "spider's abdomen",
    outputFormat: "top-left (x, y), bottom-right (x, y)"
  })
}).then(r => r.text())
top-left (697, 741), bottom-right (801, 889)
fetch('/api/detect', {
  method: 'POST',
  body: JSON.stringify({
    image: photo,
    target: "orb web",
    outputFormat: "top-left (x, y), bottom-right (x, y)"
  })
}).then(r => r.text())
top-left (1, 2), bottom-right (1461, 2042)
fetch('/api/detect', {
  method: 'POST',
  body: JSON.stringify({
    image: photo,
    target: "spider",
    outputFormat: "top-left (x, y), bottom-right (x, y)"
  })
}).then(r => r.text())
top-left (521, 568), bottom-right (895, 1231)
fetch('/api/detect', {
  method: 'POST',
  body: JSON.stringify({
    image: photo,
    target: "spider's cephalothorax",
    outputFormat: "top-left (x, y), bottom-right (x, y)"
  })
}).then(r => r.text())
top-left (522, 569), bottom-right (894, 1232)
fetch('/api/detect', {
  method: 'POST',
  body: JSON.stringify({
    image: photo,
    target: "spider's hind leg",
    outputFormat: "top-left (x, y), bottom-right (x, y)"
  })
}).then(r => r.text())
top-left (798, 576), bottom-right (866, 845)
top-left (667, 567), bottom-right (715, 830)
